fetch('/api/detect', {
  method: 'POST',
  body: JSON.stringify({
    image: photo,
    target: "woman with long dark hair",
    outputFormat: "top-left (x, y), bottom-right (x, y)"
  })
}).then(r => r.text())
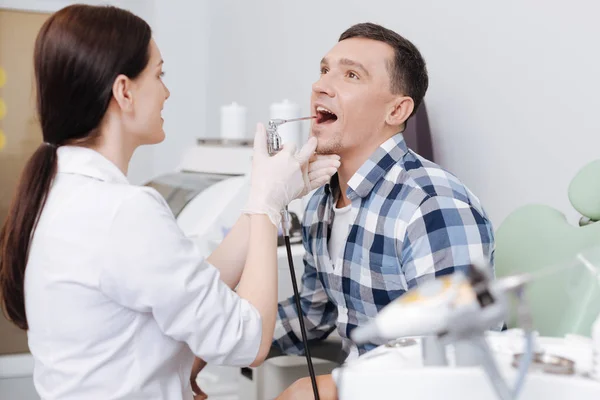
top-left (0, 4), bottom-right (339, 399)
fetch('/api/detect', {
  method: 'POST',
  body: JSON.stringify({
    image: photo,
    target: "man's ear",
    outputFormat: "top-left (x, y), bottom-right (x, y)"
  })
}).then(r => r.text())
top-left (386, 96), bottom-right (414, 128)
top-left (112, 74), bottom-right (134, 112)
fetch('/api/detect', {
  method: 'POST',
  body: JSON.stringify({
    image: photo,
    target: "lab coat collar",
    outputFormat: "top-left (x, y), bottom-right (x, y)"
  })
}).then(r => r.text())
top-left (57, 146), bottom-right (129, 185)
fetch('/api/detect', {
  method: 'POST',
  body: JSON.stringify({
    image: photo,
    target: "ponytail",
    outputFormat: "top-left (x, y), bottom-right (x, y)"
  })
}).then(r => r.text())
top-left (0, 143), bottom-right (58, 330)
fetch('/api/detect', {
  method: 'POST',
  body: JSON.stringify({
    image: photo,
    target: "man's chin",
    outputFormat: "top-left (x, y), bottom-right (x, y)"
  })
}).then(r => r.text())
top-left (311, 129), bottom-right (342, 155)
top-left (315, 140), bottom-right (343, 155)
top-left (316, 147), bottom-right (339, 155)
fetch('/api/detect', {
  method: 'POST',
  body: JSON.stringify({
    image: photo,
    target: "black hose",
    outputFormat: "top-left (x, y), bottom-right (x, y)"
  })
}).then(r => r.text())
top-left (284, 235), bottom-right (320, 400)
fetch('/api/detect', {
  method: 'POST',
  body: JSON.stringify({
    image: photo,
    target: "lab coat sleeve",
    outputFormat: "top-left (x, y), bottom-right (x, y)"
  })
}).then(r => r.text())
top-left (399, 196), bottom-right (495, 289)
top-left (98, 187), bottom-right (262, 367)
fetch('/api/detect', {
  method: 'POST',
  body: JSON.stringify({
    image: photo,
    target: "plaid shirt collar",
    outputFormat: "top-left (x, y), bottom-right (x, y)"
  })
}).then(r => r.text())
top-left (324, 132), bottom-right (409, 200)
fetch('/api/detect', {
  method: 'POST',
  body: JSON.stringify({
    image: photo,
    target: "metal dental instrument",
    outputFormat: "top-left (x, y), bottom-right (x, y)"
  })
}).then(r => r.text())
top-left (267, 115), bottom-right (317, 238)
top-left (267, 116), bottom-right (317, 162)
top-left (267, 115), bottom-right (320, 400)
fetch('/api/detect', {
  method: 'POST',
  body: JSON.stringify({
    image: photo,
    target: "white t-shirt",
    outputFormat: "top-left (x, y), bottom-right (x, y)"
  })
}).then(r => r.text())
top-left (328, 202), bottom-right (353, 263)
top-left (25, 146), bottom-right (261, 400)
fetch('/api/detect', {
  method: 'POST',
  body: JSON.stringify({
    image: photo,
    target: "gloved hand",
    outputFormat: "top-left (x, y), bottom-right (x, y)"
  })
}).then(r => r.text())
top-left (300, 153), bottom-right (340, 198)
top-left (243, 123), bottom-right (339, 227)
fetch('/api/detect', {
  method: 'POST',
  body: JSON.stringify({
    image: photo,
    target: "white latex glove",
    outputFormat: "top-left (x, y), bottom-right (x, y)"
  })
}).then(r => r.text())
top-left (300, 153), bottom-right (341, 198)
top-left (243, 123), bottom-right (338, 226)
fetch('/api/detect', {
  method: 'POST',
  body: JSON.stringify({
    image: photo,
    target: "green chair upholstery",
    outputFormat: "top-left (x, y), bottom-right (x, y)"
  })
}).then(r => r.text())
top-left (495, 160), bottom-right (600, 337)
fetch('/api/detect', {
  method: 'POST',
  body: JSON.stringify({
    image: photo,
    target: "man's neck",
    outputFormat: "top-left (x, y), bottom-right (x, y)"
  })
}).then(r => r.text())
top-left (335, 147), bottom-right (364, 208)
top-left (335, 129), bottom-right (402, 208)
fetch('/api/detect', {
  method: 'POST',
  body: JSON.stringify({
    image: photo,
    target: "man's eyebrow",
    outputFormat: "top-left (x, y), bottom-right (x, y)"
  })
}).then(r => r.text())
top-left (320, 57), bottom-right (329, 66)
top-left (339, 58), bottom-right (369, 77)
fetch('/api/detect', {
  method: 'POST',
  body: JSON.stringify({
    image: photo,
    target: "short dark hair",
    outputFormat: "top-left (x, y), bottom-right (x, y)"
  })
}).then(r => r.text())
top-left (339, 22), bottom-right (428, 117)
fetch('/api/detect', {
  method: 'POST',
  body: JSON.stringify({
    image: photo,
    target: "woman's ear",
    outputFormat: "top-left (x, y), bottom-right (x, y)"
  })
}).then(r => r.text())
top-left (111, 74), bottom-right (134, 112)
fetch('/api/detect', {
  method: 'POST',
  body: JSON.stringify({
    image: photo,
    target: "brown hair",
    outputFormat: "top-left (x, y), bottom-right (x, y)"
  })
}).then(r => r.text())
top-left (0, 4), bottom-right (152, 330)
top-left (339, 22), bottom-right (429, 117)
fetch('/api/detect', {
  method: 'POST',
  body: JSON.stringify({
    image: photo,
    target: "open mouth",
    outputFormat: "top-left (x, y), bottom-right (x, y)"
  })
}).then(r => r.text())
top-left (315, 106), bottom-right (338, 124)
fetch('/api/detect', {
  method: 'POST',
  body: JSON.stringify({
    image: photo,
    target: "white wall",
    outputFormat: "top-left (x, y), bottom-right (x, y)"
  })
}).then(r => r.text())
top-left (0, 0), bottom-right (158, 185)
top-left (5, 0), bottom-right (600, 226)
top-left (203, 0), bottom-right (600, 227)
top-left (151, 0), bottom-right (209, 179)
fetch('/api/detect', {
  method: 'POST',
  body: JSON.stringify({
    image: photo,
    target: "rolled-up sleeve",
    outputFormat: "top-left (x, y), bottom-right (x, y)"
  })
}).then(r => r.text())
top-left (99, 188), bottom-right (261, 367)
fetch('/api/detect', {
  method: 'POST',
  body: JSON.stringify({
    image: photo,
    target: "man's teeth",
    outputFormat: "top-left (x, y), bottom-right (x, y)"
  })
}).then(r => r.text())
top-left (316, 106), bottom-right (335, 115)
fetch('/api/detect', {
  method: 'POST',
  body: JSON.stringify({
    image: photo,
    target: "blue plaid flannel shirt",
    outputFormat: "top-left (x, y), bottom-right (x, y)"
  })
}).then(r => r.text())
top-left (273, 133), bottom-right (495, 361)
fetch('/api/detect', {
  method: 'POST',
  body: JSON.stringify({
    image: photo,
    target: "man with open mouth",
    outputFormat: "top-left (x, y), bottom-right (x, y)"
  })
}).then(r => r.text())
top-left (273, 22), bottom-right (495, 399)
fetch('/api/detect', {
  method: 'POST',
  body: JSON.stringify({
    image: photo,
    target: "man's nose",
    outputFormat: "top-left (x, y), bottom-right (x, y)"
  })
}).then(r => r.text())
top-left (312, 75), bottom-right (335, 97)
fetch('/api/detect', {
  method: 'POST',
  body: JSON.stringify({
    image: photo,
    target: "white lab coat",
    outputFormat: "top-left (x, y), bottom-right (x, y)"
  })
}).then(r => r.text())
top-left (24, 146), bottom-right (262, 400)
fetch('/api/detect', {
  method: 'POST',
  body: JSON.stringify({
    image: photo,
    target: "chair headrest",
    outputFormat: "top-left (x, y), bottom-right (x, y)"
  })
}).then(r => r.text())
top-left (568, 159), bottom-right (600, 220)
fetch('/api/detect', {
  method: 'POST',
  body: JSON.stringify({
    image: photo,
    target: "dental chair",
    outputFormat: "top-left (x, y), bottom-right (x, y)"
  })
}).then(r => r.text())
top-left (494, 159), bottom-right (600, 337)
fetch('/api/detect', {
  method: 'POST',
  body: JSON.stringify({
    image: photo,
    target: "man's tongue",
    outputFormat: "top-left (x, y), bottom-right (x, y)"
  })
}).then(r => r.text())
top-left (317, 110), bottom-right (338, 124)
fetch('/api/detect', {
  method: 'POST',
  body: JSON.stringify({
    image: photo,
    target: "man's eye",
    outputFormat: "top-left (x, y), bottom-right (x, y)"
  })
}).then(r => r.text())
top-left (347, 71), bottom-right (359, 79)
top-left (320, 67), bottom-right (329, 75)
